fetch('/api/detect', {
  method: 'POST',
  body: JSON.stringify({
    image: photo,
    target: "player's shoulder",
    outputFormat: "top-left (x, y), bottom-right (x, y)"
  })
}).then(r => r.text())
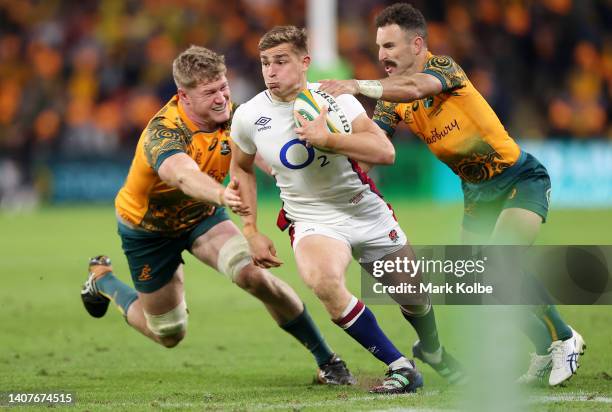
top-left (232, 90), bottom-right (281, 132)
top-left (424, 53), bottom-right (463, 72)
top-left (233, 91), bottom-right (270, 121)
top-left (425, 53), bottom-right (457, 67)
top-left (423, 53), bottom-right (468, 91)
top-left (143, 96), bottom-right (182, 136)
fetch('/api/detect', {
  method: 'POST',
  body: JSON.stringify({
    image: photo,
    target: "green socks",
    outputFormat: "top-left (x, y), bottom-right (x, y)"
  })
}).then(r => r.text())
top-left (96, 272), bottom-right (138, 316)
top-left (280, 306), bottom-right (334, 366)
top-left (401, 306), bottom-right (441, 353)
top-left (534, 305), bottom-right (572, 342)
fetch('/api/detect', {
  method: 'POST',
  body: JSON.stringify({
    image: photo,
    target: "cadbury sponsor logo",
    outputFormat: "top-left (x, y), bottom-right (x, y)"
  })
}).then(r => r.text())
top-left (425, 119), bottom-right (460, 144)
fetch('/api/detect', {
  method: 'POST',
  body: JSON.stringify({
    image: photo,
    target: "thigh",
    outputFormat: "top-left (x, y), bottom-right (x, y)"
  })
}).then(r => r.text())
top-left (491, 208), bottom-right (542, 245)
top-left (137, 264), bottom-right (185, 315)
top-left (189, 220), bottom-right (242, 270)
top-left (461, 226), bottom-right (491, 245)
top-left (361, 244), bottom-right (428, 307)
top-left (118, 222), bottom-right (186, 293)
top-left (294, 234), bottom-right (352, 287)
top-left (354, 208), bottom-right (407, 264)
top-left (462, 193), bottom-right (504, 240)
top-left (493, 160), bottom-right (550, 245)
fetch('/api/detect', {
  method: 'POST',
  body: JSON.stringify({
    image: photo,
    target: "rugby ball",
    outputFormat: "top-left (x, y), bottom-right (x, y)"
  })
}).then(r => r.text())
top-left (293, 89), bottom-right (352, 142)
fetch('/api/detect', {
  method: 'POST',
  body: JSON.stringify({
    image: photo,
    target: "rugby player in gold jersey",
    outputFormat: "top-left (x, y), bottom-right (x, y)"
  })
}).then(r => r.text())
top-left (80, 45), bottom-right (354, 385)
top-left (320, 3), bottom-right (584, 387)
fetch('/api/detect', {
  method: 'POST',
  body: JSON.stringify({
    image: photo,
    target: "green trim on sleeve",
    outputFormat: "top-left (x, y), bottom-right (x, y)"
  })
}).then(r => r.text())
top-left (423, 69), bottom-right (448, 91)
top-left (154, 149), bottom-right (184, 172)
top-left (374, 119), bottom-right (395, 138)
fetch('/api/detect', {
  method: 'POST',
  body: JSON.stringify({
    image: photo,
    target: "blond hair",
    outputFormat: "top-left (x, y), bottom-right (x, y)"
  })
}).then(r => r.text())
top-left (172, 45), bottom-right (226, 89)
top-left (258, 26), bottom-right (308, 55)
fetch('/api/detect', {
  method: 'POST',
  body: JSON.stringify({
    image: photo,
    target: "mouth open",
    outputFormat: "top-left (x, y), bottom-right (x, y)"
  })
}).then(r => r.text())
top-left (212, 103), bottom-right (227, 112)
top-left (383, 60), bottom-right (397, 75)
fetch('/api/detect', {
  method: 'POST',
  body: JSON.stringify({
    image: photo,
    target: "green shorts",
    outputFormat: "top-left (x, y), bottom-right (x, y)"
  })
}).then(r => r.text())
top-left (118, 207), bottom-right (231, 293)
top-left (462, 151), bottom-right (551, 235)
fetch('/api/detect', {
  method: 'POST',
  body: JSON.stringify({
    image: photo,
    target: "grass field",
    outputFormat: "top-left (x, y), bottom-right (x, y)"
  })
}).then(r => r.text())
top-left (0, 200), bottom-right (611, 411)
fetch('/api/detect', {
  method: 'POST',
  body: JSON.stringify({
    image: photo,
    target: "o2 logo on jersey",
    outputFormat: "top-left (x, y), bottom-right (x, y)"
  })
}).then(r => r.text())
top-left (279, 138), bottom-right (315, 169)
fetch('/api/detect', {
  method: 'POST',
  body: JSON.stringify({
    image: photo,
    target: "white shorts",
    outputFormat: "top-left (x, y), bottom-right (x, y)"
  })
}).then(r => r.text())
top-left (290, 197), bottom-right (407, 263)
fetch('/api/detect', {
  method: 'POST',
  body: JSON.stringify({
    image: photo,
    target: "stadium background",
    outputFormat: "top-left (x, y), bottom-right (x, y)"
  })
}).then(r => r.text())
top-left (1, 0), bottom-right (611, 410)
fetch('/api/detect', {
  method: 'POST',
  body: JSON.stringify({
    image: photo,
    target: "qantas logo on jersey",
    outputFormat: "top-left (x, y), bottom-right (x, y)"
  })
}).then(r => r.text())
top-left (255, 116), bottom-right (272, 131)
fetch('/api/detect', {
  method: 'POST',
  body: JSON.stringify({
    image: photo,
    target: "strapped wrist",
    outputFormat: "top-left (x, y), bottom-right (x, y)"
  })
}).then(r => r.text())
top-left (356, 80), bottom-right (383, 99)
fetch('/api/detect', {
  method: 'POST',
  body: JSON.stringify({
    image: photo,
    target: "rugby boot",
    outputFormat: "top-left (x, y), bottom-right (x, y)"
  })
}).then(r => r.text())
top-left (80, 255), bottom-right (113, 318)
top-left (369, 360), bottom-right (423, 394)
top-left (412, 340), bottom-right (468, 385)
top-left (316, 354), bottom-right (356, 385)
top-left (549, 327), bottom-right (586, 386)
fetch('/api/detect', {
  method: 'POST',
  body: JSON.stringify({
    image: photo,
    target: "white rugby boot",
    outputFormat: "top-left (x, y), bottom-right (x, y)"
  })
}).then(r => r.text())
top-left (517, 353), bottom-right (552, 385)
top-left (548, 327), bottom-right (586, 386)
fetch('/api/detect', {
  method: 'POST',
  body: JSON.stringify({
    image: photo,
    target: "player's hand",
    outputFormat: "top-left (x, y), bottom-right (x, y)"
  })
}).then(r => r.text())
top-left (318, 79), bottom-right (358, 97)
top-left (245, 232), bottom-right (283, 268)
top-left (220, 178), bottom-right (250, 216)
top-left (294, 107), bottom-right (332, 149)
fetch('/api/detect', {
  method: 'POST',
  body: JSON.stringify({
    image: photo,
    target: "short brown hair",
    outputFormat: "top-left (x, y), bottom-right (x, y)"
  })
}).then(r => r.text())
top-left (258, 26), bottom-right (308, 55)
top-left (375, 3), bottom-right (427, 41)
top-left (172, 45), bottom-right (226, 89)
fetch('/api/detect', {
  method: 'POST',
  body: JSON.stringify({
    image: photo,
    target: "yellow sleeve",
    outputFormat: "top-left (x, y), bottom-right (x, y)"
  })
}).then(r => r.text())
top-left (143, 117), bottom-right (187, 172)
top-left (372, 100), bottom-right (402, 138)
top-left (423, 55), bottom-right (468, 92)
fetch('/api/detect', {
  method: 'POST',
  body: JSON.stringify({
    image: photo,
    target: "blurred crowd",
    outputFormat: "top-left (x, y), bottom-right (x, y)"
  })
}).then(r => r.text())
top-left (0, 0), bottom-right (610, 205)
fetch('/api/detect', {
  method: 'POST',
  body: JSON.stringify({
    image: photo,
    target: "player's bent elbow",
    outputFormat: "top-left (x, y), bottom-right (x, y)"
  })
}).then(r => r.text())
top-left (377, 142), bottom-right (395, 165)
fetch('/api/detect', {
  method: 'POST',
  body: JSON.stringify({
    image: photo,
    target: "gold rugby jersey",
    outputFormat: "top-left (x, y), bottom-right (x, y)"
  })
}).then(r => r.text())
top-left (115, 95), bottom-right (233, 234)
top-left (373, 52), bottom-right (520, 183)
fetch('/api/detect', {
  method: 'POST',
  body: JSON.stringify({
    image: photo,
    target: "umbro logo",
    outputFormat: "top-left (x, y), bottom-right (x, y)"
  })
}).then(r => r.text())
top-left (255, 116), bottom-right (272, 132)
top-left (255, 117), bottom-right (271, 126)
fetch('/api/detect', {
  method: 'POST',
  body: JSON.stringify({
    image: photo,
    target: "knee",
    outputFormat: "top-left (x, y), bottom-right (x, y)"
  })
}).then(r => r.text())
top-left (217, 235), bottom-right (252, 281)
top-left (144, 301), bottom-right (189, 347)
top-left (234, 264), bottom-right (268, 294)
top-left (159, 330), bottom-right (186, 348)
top-left (304, 269), bottom-right (345, 302)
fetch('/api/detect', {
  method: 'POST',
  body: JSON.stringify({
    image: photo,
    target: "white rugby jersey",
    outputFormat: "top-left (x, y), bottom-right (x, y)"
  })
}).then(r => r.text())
top-left (231, 83), bottom-right (390, 225)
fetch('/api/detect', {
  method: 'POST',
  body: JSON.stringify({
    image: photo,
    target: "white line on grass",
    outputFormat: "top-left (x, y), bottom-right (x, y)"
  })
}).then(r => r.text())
top-left (531, 393), bottom-right (612, 404)
top-left (74, 391), bottom-right (612, 410)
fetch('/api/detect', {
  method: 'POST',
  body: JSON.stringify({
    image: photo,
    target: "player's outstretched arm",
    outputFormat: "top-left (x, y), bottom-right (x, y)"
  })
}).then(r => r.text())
top-left (230, 143), bottom-right (282, 268)
top-left (295, 110), bottom-right (394, 165)
top-left (319, 73), bottom-right (442, 103)
top-left (158, 152), bottom-right (249, 215)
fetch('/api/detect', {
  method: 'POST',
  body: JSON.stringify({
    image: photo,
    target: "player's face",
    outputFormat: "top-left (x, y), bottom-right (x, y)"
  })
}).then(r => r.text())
top-left (260, 43), bottom-right (310, 101)
top-left (180, 75), bottom-right (231, 128)
top-left (376, 24), bottom-right (419, 77)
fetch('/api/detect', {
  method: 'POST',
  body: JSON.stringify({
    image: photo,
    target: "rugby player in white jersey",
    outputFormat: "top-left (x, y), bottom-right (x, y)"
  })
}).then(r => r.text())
top-left (230, 26), bottom-right (465, 393)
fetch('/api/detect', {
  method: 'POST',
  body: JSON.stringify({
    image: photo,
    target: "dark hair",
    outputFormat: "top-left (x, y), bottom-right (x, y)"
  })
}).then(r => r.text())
top-left (259, 26), bottom-right (308, 55)
top-left (375, 3), bottom-right (427, 40)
